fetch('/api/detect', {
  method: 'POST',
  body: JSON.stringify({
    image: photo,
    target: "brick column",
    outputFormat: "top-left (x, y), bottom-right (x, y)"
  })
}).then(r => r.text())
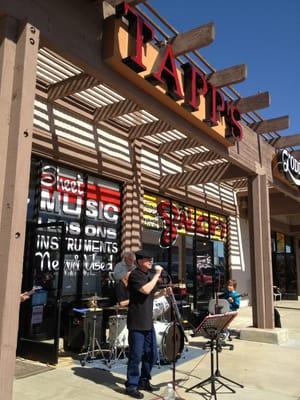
top-left (121, 140), bottom-right (144, 254)
top-left (248, 174), bottom-right (274, 328)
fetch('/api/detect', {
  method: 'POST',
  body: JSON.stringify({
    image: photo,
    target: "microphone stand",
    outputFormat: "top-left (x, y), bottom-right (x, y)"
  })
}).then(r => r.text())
top-left (154, 268), bottom-right (186, 400)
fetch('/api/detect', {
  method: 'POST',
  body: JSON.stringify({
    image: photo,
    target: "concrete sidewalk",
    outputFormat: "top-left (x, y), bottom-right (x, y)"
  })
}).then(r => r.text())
top-left (13, 305), bottom-right (300, 400)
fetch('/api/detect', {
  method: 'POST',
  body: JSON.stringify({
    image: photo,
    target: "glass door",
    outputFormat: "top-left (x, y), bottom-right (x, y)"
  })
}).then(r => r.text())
top-left (18, 222), bottom-right (66, 364)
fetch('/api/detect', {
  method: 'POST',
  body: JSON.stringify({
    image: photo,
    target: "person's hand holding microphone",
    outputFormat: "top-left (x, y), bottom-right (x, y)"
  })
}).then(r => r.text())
top-left (154, 264), bottom-right (163, 276)
top-left (154, 265), bottom-right (173, 297)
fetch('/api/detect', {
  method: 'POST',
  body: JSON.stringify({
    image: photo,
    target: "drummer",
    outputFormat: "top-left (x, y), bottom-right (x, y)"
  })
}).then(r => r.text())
top-left (114, 251), bottom-right (136, 282)
top-left (114, 265), bottom-right (130, 307)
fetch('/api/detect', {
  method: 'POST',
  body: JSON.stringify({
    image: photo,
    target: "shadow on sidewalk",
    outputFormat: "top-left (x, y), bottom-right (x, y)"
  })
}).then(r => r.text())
top-left (71, 366), bottom-right (183, 396)
top-left (72, 366), bottom-right (127, 395)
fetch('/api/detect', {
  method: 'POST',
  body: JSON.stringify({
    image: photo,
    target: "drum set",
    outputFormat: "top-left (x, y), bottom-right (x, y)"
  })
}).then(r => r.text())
top-left (80, 294), bottom-right (187, 367)
top-left (109, 295), bottom-right (186, 366)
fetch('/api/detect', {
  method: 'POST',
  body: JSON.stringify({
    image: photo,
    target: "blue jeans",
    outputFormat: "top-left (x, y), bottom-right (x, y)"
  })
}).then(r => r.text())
top-left (126, 328), bottom-right (157, 389)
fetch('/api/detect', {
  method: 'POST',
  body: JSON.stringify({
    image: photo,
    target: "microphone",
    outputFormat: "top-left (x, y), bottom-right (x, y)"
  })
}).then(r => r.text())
top-left (154, 265), bottom-right (163, 274)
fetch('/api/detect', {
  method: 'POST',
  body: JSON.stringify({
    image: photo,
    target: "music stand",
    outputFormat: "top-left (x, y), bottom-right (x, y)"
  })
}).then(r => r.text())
top-left (185, 312), bottom-right (239, 400)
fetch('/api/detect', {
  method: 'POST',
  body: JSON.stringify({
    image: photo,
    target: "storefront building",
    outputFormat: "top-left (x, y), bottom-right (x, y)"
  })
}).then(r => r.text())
top-left (0, 1), bottom-right (300, 399)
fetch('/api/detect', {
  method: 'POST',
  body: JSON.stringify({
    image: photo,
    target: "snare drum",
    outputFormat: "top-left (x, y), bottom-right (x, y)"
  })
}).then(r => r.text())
top-left (154, 320), bottom-right (184, 363)
top-left (153, 296), bottom-right (170, 320)
top-left (108, 315), bottom-right (128, 347)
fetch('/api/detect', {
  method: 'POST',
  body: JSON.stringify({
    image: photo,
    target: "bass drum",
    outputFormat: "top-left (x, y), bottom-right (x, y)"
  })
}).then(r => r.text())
top-left (154, 321), bottom-right (184, 363)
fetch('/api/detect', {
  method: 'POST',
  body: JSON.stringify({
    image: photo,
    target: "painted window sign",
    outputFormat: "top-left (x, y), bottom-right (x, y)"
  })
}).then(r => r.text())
top-left (40, 165), bottom-right (120, 229)
top-left (143, 193), bottom-right (227, 248)
top-left (29, 162), bottom-right (121, 278)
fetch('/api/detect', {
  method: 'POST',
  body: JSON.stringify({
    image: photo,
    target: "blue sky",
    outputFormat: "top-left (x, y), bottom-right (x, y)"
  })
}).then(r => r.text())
top-left (147, 0), bottom-right (300, 140)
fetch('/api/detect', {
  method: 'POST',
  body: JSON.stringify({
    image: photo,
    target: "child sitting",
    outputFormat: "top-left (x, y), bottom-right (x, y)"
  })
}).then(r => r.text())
top-left (223, 279), bottom-right (240, 311)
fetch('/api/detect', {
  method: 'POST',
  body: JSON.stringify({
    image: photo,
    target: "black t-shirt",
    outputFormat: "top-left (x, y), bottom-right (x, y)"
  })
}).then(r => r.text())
top-left (115, 280), bottom-right (129, 304)
top-left (127, 268), bottom-right (156, 331)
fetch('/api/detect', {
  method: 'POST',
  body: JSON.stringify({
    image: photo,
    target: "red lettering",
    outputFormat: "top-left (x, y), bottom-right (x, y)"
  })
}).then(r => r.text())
top-left (157, 201), bottom-right (179, 248)
top-left (210, 216), bottom-right (227, 239)
top-left (205, 84), bottom-right (226, 126)
top-left (226, 104), bottom-right (243, 141)
top-left (182, 63), bottom-right (208, 111)
top-left (145, 44), bottom-right (183, 101)
top-left (196, 213), bottom-right (209, 236)
top-left (112, 6), bottom-right (244, 143)
top-left (116, 2), bottom-right (154, 72)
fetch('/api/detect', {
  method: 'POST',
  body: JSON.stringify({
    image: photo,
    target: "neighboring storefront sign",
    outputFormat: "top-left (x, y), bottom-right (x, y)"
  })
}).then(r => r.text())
top-left (28, 161), bottom-right (121, 279)
top-left (279, 149), bottom-right (300, 186)
top-left (103, 2), bottom-right (243, 145)
top-left (143, 193), bottom-right (227, 248)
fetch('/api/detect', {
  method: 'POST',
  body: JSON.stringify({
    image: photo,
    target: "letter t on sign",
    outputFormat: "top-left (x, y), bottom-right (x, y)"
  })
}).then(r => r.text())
top-left (116, 2), bottom-right (154, 72)
top-left (145, 44), bottom-right (184, 101)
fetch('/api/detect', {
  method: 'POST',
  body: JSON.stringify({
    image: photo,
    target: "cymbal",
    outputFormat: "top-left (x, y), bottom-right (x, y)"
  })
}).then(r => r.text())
top-left (105, 305), bottom-right (128, 310)
top-left (82, 295), bottom-right (103, 301)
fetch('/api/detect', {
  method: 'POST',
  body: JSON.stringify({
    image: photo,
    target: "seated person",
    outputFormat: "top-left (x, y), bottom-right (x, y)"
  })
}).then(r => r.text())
top-left (222, 279), bottom-right (240, 311)
top-left (114, 264), bottom-right (130, 307)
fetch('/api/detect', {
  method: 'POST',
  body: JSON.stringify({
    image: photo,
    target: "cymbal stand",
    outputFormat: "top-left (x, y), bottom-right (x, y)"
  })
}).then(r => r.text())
top-left (107, 335), bottom-right (127, 367)
top-left (80, 313), bottom-right (107, 367)
top-left (152, 283), bottom-right (186, 400)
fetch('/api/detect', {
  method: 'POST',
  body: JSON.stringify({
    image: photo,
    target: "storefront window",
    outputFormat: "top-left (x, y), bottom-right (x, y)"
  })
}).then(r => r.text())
top-left (285, 236), bottom-right (293, 254)
top-left (25, 158), bottom-right (121, 300)
top-left (272, 231), bottom-right (297, 296)
top-left (142, 193), bottom-right (228, 309)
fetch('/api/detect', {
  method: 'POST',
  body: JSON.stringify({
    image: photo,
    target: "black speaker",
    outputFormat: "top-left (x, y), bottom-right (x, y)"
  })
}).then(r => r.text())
top-left (65, 309), bottom-right (103, 351)
top-left (274, 307), bottom-right (282, 328)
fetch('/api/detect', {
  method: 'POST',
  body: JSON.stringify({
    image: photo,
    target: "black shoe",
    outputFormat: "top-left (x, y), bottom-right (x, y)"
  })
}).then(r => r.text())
top-left (125, 388), bottom-right (144, 399)
top-left (138, 381), bottom-right (159, 392)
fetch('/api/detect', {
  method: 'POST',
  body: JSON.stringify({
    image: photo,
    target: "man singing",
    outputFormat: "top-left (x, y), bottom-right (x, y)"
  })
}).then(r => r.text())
top-left (125, 250), bottom-right (170, 399)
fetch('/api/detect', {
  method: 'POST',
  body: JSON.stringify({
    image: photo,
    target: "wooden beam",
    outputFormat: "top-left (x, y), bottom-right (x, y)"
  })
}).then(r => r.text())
top-left (291, 225), bottom-right (300, 233)
top-left (2, 0), bottom-right (278, 178)
top-left (272, 134), bottom-right (300, 149)
top-left (248, 174), bottom-right (274, 328)
top-left (249, 115), bottom-right (289, 134)
top-left (0, 21), bottom-right (40, 399)
top-left (208, 64), bottom-right (247, 88)
top-left (48, 72), bottom-right (99, 101)
top-left (291, 150), bottom-right (300, 160)
top-left (128, 120), bottom-right (171, 141)
top-left (105, 0), bottom-right (146, 6)
top-left (160, 163), bottom-right (246, 190)
top-left (158, 137), bottom-right (200, 155)
top-left (102, 1), bottom-right (116, 19)
top-left (170, 23), bottom-right (215, 56)
top-left (182, 150), bottom-right (222, 165)
top-left (231, 178), bottom-right (248, 190)
top-left (93, 98), bottom-right (140, 122)
top-left (233, 92), bottom-right (270, 114)
top-left (0, 16), bottom-right (17, 217)
top-left (270, 192), bottom-right (300, 215)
